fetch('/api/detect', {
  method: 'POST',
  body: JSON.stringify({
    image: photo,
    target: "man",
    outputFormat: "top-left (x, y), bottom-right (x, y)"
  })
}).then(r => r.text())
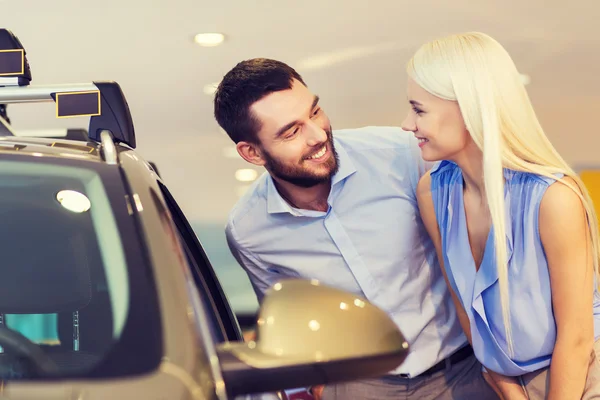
top-left (214, 58), bottom-right (497, 399)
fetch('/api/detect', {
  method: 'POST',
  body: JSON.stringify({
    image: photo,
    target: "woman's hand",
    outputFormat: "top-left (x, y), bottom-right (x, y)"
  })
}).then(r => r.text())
top-left (485, 369), bottom-right (528, 400)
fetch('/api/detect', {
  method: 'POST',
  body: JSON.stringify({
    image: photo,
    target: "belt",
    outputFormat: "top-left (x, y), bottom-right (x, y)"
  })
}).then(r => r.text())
top-left (400, 345), bottom-right (474, 378)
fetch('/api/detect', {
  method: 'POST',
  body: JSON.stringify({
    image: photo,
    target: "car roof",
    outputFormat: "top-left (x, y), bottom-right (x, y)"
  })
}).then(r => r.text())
top-left (0, 135), bottom-right (105, 163)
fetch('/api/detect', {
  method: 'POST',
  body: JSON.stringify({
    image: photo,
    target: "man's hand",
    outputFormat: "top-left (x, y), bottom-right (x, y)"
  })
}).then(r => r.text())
top-left (284, 387), bottom-right (321, 400)
top-left (242, 329), bottom-right (256, 342)
top-left (310, 385), bottom-right (325, 400)
top-left (244, 330), bottom-right (326, 399)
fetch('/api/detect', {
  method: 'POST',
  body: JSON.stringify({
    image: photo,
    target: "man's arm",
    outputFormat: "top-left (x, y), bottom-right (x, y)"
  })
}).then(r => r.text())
top-left (225, 220), bottom-right (273, 303)
top-left (225, 222), bottom-right (319, 399)
top-left (225, 221), bottom-right (269, 344)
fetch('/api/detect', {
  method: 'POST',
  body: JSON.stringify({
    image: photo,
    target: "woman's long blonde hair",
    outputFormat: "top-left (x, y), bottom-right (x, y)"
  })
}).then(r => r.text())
top-left (406, 32), bottom-right (600, 357)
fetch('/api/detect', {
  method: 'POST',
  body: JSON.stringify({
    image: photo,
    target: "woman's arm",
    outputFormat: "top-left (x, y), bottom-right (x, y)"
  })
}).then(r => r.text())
top-left (416, 173), bottom-right (525, 400)
top-left (540, 177), bottom-right (595, 400)
top-left (416, 172), bottom-right (473, 342)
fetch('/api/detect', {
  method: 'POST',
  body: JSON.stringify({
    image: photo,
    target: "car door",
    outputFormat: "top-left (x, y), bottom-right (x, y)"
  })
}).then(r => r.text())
top-left (157, 182), bottom-right (292, 400)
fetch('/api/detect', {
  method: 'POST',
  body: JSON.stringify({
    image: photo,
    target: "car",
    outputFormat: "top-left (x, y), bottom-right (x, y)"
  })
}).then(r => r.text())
top-left (0, 29), bottom-right (410, 399)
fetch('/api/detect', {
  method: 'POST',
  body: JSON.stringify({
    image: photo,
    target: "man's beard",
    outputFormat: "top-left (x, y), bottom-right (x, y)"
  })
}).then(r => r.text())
top-left (262, 127), bottom-right (339, 188)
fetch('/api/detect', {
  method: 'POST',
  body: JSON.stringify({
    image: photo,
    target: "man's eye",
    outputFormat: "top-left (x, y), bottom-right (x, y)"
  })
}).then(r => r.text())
top-left (285, 127), bottom-right (299, 139)
top-left (312, 108), bottom-right (321, 117)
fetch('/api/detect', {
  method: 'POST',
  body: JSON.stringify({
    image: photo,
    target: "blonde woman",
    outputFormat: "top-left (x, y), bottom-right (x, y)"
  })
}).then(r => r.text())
top-left (402, 32), bottom-right (600, 399)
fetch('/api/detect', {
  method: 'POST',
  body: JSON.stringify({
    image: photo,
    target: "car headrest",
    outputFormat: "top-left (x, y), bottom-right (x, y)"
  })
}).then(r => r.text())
top-left (0, 205), bottom-right (93, 314)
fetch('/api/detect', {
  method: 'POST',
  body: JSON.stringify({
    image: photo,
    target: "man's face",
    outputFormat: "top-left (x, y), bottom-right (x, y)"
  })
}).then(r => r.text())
top-left (249, 79), bottom-right (339, 188)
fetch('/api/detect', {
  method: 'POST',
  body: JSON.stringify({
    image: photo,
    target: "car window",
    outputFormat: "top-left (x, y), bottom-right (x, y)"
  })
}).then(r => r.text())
top-left (0, 157), bottom-right (162, 380)
top-left (158, 182), bottom-right (243, 343)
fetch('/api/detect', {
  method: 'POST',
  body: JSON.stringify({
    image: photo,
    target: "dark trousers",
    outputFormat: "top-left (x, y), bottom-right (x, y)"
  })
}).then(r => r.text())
top-left (322, 353), bottom-right (500, 400)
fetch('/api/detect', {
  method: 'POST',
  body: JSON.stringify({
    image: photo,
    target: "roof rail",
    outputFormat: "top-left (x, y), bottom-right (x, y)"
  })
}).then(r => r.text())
top-left (100, 130), bottom-right (118, 165)
top-left (0, 82), bottom-right (137, 148)
top-left (0, 29), bottom-right (136, 148)
top-left (49, 128), bottom-right (89, 142)
top-left (0, 115), bottom-right (16, 136)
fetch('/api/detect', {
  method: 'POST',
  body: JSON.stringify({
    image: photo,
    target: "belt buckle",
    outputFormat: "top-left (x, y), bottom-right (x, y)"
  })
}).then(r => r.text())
top-left (444, 357), bottom-right (452, 371)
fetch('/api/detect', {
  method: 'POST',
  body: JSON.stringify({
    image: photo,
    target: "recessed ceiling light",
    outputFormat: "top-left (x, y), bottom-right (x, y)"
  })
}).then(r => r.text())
top-left (235, 168), bottom-right (258, 182)
top-left (194, 33), bottom-right (226, 47)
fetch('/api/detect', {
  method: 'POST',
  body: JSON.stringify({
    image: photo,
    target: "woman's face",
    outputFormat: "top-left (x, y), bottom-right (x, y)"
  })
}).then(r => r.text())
top-left (401, 78), bottom-right (473, 162)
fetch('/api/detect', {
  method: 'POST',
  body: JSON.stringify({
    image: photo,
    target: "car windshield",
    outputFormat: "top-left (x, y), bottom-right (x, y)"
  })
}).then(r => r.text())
top-left (0, 157), bottom-right (161, 380)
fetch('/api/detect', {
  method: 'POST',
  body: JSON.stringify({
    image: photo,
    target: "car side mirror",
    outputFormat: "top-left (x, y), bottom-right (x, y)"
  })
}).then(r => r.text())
top-left (217, 279), bottom-right (409, 398)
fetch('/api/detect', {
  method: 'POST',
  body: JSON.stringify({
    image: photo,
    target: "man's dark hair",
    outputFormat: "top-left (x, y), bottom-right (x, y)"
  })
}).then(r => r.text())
top-left (214, 58), bottom-right (305, 144)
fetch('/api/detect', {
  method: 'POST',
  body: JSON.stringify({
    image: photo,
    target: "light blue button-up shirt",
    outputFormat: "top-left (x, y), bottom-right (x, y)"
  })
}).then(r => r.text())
top-left (225, 126), bottom-right (467, 376)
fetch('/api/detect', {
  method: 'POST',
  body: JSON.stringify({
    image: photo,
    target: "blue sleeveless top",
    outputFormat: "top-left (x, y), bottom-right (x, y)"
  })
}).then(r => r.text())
top-left (430, 160), bottom-right (600, 376)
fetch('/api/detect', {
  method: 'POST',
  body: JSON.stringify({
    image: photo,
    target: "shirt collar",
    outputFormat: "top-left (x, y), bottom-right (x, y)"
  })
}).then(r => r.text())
top-left (330, 138), bottom-right (357, 185)
top-left (266, 138), bottom-right (357, 215)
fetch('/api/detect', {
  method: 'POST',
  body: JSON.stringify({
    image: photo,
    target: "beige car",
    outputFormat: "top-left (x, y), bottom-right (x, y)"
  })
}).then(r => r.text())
top-left (0, 29), bottom-right (409, 399)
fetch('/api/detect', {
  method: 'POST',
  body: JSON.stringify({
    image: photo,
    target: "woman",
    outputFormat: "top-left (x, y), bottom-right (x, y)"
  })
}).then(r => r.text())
top-left (401, 32), bottom-right (600, 399)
